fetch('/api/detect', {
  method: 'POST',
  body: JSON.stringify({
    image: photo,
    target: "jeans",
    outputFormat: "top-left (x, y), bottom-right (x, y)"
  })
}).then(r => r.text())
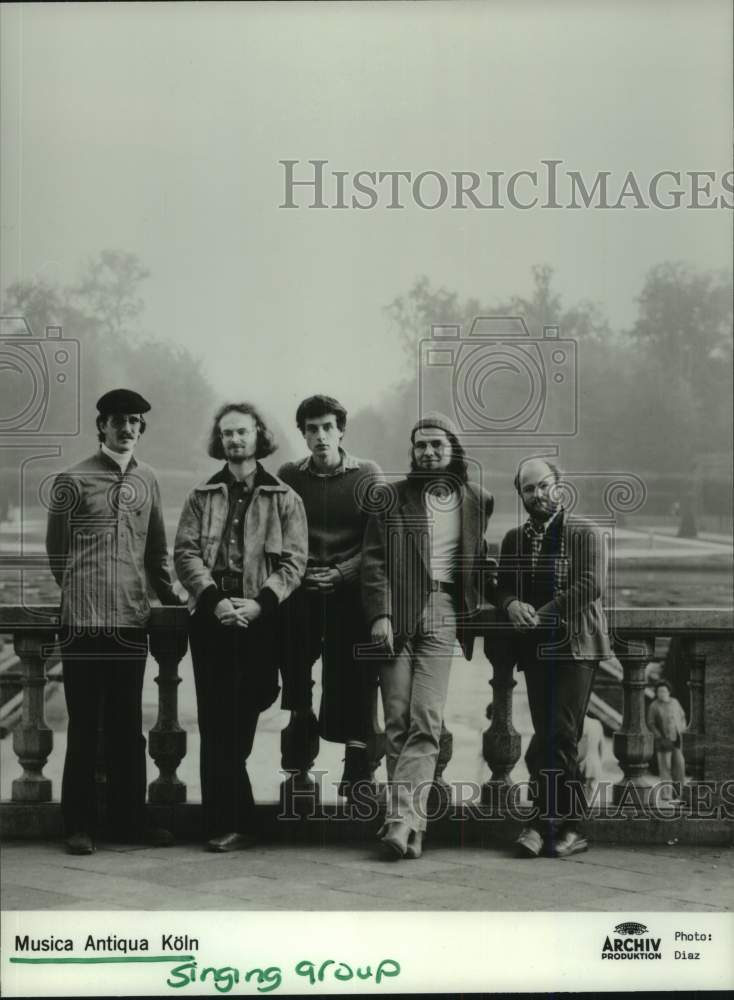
top-left (379, 591), bottom-right (457, 833)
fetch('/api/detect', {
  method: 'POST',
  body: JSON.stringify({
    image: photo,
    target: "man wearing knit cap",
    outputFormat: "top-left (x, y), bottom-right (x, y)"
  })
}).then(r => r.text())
top-left (278, 395), bottom-right (383, 800)
top-left (46, 388), bottom-right (180, 855)
top-left (362, 412), bottom-right (495, 859)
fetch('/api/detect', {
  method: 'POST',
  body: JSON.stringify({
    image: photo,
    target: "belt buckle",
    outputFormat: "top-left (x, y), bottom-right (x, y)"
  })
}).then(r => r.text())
top-left (220, 573), bottom-right (240, 594)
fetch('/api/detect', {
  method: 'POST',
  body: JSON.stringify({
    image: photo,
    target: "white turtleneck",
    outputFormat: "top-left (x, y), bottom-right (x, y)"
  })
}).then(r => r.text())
top-left (100, 444), bottom-right (134, 473)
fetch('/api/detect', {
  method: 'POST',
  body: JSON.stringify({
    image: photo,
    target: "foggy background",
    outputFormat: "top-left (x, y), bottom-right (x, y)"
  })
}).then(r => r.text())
top-left (1, 1), bottom-right (732, 556)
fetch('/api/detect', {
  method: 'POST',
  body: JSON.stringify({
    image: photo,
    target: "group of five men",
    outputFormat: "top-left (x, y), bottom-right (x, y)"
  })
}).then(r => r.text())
top-left (46, 388), bottom-right (609, 862)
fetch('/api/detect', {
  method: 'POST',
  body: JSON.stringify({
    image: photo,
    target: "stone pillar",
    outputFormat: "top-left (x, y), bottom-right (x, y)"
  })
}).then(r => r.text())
top-left (481, 655), bottom-right (522, 806)
top-left (147, 609), bottom-right (189, 804)
top-left (612, 637), bottom-right (656, 805)
top-left (11, 630), bottom-right (55, 802)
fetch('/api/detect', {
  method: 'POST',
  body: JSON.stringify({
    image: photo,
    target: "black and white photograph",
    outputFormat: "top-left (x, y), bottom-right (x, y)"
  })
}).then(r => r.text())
top-left (0, 1), bottom-right (732, 995)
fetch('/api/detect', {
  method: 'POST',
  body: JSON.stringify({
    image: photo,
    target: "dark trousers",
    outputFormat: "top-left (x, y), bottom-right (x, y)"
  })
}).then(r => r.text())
top-left (189, 610), bottom-right (279, 839)
top-left (280, 585), bottom-right (375, 744)
top-left (60, 629), bottom-right (149, 837)
top-left (523, 656), bottom-right (596, 834)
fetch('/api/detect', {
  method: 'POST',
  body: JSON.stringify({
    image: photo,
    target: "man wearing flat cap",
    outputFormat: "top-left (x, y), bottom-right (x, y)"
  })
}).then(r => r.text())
top-left (46, 388), bottom-right (180, 855)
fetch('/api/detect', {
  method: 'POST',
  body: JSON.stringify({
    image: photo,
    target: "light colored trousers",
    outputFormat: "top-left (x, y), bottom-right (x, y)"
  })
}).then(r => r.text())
top-left (379, 591), bottom-right (457, 833)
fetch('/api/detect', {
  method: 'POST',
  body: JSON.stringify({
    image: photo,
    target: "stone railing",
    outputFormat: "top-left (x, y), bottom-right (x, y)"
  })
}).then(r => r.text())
top-left (1, 605), bottom-right (733, 842)
top-left (481, 608), bottom-right (734, 810)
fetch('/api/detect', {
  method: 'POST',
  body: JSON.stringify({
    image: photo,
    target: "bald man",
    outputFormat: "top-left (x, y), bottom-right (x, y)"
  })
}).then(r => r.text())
top-left (495, 458), bottom-right (611, 859)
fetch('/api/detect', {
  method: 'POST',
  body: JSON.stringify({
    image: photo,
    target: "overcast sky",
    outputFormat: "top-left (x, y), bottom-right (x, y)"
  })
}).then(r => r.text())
top-left (1, 1), bottom-right (731, 442)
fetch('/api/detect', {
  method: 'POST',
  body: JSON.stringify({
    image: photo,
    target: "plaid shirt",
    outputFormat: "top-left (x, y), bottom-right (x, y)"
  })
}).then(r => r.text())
top-left (523, 507), bottom-right (567, 598)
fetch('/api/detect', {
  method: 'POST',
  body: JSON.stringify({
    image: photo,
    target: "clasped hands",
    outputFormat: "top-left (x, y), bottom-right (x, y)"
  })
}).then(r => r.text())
top-left (214, 597), bottom-right (262, 628)
top-left (507, 599), bottom-right (541, 631)
top-left (304, 565), bottom-right (342, 593)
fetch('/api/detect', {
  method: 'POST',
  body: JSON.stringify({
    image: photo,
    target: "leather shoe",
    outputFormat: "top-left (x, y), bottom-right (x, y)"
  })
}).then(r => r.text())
top-left (380, 821), bottom-right (411, 860)
top-left (550, 829), bottom-right (588, 859)
top-left (514, 826), bottom-right (543, 858)
top-left (66, 832), bottom-right (94, 856)
top-left (405, 830), bottom-right (423, 860)
top-left (206, 832), bottom-right (257, 853)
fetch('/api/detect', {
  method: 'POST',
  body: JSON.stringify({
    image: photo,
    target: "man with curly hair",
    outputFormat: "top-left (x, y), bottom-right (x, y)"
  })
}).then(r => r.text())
top-left (174, 402), bottom-right (307, 851)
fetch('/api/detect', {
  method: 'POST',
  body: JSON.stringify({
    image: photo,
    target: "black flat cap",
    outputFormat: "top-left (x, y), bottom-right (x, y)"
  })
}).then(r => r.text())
top-left (96, 388), bottom-right (151, 416)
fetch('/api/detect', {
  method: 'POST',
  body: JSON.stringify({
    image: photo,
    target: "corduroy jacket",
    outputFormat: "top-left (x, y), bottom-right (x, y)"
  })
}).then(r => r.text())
top-left (45, 450), bottom-right (177, 628)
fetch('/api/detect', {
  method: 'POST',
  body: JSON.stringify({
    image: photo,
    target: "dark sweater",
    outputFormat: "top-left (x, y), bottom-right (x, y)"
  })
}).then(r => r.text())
top-left (278, 451), bottom-right (381, 585)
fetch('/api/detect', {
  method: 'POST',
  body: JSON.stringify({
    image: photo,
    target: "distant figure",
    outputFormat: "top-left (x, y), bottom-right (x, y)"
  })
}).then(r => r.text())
top-left (646, 679), bottom-right (687, 800)
top-left (577, 715), bottom-right (605, 798)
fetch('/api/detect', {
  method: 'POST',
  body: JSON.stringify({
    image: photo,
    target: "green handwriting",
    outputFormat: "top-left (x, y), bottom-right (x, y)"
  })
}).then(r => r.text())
top-left (166, 957), bottom-right (401, 993)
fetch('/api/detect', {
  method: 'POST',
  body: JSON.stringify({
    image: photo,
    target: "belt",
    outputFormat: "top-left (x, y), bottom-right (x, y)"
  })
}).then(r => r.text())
top-left (429, 579), bottom-right (456, 596)
top-left (212, 572), bottom-right (244, 596)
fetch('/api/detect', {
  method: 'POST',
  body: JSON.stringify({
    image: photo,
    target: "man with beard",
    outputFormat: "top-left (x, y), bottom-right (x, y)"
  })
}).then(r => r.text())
top-left (46, 389), bottom-right (180, 855)
top-left (174, 403), bottom-right (307, 852)
top-left (277, 395), bottom-right (382, 801)
top-left (362, 413), bottom-right (494, 859)
top-left (496, 457), bottom-right (611, 859)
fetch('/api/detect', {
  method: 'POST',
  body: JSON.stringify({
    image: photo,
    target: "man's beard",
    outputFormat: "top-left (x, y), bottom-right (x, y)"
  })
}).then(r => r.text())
top-left (408, 458), bottom-right (461, 489)
top-left (524, 498), bottom-right (558, 523)
top-left (226, 446), bottom-right (255, 464)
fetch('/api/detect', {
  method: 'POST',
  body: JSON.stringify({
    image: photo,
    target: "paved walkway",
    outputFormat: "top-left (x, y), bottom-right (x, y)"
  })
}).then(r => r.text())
top-left (2, 838), bottom-right (732, 912)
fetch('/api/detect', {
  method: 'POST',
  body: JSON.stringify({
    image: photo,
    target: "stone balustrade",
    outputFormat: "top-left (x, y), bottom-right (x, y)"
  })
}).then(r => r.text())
top-left (1, 604), bottom-right (732, 842)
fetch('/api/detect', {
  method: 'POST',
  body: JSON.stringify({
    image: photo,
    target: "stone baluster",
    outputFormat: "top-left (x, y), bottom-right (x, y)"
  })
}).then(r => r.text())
top-left (612, 635), bottom-right (656, 805)
top-left (11, 629), bottom-right (55, 802)
top-left (481, 649), bottom-right (522, 807)
top-left (147, 609), bottom-right (189, 804)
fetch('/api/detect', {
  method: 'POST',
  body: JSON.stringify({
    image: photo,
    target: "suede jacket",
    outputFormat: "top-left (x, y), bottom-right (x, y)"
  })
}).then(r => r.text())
top-left (173, 463), bottom-right (307, 614)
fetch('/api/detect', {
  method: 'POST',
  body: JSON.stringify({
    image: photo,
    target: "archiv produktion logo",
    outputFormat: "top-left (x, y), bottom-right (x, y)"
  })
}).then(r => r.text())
top-left (601, 922), bottom-right (662, 961)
